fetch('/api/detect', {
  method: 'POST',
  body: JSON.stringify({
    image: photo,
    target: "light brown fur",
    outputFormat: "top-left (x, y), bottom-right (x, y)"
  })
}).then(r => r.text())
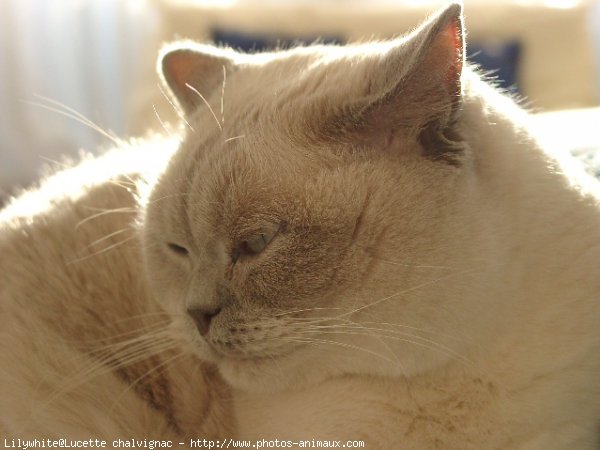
top-left (0, 144), bottom-right (232, 441)
top-left (2, 4), bottom-right (600, 449)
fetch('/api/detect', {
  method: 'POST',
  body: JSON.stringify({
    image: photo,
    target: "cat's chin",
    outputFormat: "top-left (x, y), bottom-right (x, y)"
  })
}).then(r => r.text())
top-left (184, 341), bottom-right (306, 392)
top-left (211, 345), bottom-right (345, 393)
top-left (211, 347), bottom-right (399, 393)
top-left (189, 326), bottom-right (452, 392)
top-left (215, 354), bottom-right (311, 393)
top-left (200, 336), bottom-right (449, 393)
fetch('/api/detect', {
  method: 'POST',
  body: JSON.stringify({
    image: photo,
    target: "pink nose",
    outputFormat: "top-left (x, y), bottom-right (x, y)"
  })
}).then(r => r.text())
top-left (187, 307), bottom-right (221, 336)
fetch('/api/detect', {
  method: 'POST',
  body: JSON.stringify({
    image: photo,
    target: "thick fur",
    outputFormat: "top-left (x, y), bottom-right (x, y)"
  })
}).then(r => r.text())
top-left (0, 144), bottom-right (232, 442)
top-left (2, 4), bottom-right (600, 449)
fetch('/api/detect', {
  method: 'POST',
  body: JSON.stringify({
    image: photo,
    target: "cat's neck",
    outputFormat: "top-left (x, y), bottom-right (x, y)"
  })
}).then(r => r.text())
top-left (466, 72), bottom-right (600, 280)
top-left (461, 70), bottom-right (600, 367)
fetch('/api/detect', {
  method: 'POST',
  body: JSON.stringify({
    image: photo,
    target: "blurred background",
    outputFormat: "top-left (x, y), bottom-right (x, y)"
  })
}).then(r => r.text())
top-left (1, 0), bottom-right (600, 202)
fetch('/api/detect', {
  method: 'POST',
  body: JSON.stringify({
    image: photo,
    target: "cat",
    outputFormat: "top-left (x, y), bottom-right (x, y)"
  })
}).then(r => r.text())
top-left (2, 2), bottom-right (600, 449)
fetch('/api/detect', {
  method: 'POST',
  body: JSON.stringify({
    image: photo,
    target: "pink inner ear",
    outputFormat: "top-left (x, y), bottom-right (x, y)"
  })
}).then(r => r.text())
top-left (164, 51), bottom-right (194, 90)
top-left (441, 17), bottom-right (464, 91)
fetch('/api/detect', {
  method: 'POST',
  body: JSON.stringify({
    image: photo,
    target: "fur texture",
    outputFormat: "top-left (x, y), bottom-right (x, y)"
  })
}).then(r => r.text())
top-left (0, 143), bottom-right (233, 440)
top-left (2, 4), bottom-right (600, 449)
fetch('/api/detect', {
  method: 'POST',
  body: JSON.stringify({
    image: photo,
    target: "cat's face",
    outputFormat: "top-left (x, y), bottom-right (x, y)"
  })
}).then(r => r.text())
top-left (143, 4), bottom-right (483, 392)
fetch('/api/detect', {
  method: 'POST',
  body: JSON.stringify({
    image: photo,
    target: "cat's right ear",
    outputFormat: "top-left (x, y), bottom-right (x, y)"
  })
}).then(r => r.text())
top-left (159, 43), bottom-right (236, 115)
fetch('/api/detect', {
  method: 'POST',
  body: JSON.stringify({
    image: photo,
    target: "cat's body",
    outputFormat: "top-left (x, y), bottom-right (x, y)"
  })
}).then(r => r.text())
top-left (0, 142), bottom-right (232, 440)
top-left (233, 72), bottom-right (600, 448)
top-left (231, 70), bottom-right (600, 449)
top-left (1, 4), bottom-right (600, 449)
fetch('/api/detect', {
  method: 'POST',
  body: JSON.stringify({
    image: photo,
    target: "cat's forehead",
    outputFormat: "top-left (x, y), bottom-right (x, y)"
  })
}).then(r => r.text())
top-left (251, 45), bottom-right (382, 88)
top-left (182, 129), bottom-right (322, 206)
top-left (180, 50), bottom-right (358, 171)
top-left (158, 35), bottom-right (441, 225)
top-left (160, 122), bottom-right (352, 244)
top-left (192, 42), bottom-right (401, 132)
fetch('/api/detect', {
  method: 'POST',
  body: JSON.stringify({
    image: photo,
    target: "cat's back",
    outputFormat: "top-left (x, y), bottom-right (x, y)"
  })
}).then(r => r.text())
top-left (0, 138), bottom-right (169, 318)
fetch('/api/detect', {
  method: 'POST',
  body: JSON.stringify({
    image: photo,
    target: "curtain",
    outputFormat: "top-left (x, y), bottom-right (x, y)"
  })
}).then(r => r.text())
top-left (0, 0), bottom-right (161, 195)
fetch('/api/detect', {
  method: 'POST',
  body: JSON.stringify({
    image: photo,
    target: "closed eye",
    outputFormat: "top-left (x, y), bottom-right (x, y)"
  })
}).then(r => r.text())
top-left (167, 242), bottom-right (189, 256)
top-left (232, 221), bottom-right (286, 263)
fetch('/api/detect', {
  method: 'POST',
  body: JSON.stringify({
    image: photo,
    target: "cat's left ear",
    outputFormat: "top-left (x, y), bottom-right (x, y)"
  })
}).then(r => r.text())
top-left (337, 3), bottom-right (465, 163)
top-left (159, 42), bottom-right (236, 115)
top-left (406, 3), bottom-right (464, 122)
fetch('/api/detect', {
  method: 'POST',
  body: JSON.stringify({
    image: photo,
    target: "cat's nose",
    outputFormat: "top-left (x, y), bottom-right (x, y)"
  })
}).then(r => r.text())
top-left (187, 306), bottom-right (221, 336)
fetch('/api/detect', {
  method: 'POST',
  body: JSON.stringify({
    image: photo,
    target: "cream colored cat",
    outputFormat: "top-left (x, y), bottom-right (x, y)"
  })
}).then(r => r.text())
top-left (1, 3), bottom-right (600, 449)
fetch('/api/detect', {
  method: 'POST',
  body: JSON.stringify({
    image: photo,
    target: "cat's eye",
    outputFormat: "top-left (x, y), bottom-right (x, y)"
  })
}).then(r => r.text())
top-left (244, 232), bottom-right (274, 254)
top-left (167, 242), bottom-right (189, 256)
top-left (231, 222), bottom-right (285, 263)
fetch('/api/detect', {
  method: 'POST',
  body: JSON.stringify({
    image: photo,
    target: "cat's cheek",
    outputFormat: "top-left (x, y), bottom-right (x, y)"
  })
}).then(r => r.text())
top-left (145, 273), bottom-right (188, 321)
top-left (144, 255), bottom-right (188, 310)
top-left (160, 292), bottom-right (185, 317)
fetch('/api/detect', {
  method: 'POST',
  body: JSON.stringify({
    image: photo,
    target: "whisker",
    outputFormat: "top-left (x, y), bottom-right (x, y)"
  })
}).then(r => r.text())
top-left (339, 318), bottom-right (401, 366)
top-left (111, 311), bottom-right (172, 324)
top-left (185, 83), bottom-right (222, 132)
top-left (66, 235), bottom-right (137, 265)
top-left (220, 65), bottom-right (226, 126)
top-left (36, 332), bottom-right (177, 418)
top-left (158, 82), bottom-right (196, 134)
top-left (117, 172), bottom-right (140, 187)
top-left (146, 192), bottom-right (194, 205)
top-left (84, 335), bottom-right (170, 366)
top-left (43, 322), bottom-right (169, 349)
top-left (75, 207), bottom-right (137, 229)
top-left (277, 336), bottom-right (400, 367)
top-left (109, 351), bottom-right (187, 415)
top-left (153, 104), bottom-right (174, 138)
top-left (361, 320), bottom-right (471, 343)
top-left (224, 135), bottom-right (245, 144)
top-left (39, 156), bottom-right (71, 171)
top-left (374, 259), bottom-right (453, 270)
top-left (38, 346), bottom-right (174, 412)
top-left (108, 179), bottom-right (138, 192)
top-left (81, 228), bottom-right (131, 251)
top-left (273, 306), bottom-right (343, 318)
top-left (98, 339), bottom-right (176, 370)
top-left (337, 269), bottom-right (476, 318)
top-left (33, 94), bottom-right (117, 137)
top-left (294, 324), bottom-right (473, 367)
top-left (296, 313), bottom-right (470, 343)
top-left (22, 100), bottom-right (120, 146)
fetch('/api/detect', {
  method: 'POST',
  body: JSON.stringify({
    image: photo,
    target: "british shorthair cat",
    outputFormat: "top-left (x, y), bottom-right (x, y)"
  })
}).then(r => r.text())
top-left (2, 3), bottom-right (600, 449)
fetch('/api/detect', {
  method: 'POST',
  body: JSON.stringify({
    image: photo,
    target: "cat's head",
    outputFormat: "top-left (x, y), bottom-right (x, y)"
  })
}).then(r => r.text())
top-left (144, 4), bottom-right (487, 392)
